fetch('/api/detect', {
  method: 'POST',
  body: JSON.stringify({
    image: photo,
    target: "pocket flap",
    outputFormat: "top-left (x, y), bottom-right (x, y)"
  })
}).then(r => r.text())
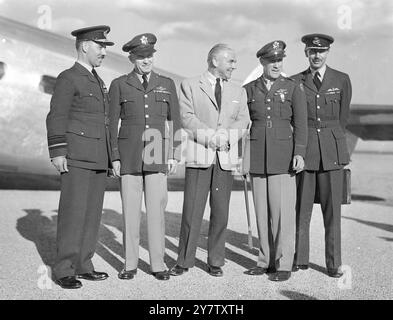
top-left (121, 95), bottom-right (136, 103)
top-left (275, 127), bottom-right (293, 140)
top-left (156, 92), bottom-right (170, 102)
top-left (67, 121), bottom-right (101, 138)
top-left (331, 127), bottom-right (345, 139)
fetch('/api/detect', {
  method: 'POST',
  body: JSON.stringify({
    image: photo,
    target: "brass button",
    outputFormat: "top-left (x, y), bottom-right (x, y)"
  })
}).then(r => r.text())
top-left (317, 129), bottom-right (321, 132)
top-left (145, 125), bottom-right (149, 129)
top-left (145, 114), bottom-right (149, 118)
top-left (267, 98), bottom-right (271, 102)
top-left (144, 94), bottom-right (148, 98)
top-left (145, 104), bottom-right (148, 108)
top-left (316, 94), bottom-right (320, 98)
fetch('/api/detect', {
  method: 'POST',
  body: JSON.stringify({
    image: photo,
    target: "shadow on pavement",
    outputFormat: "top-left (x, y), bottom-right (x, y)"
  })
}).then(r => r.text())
top-left (16, 208), bottom-right (258, 277)
top-left (342, 216), bottom-right (393, 235)
top-left (280, 290), bottom-right (318, 300)
top-left (352, 194), bottom-right (385, 202)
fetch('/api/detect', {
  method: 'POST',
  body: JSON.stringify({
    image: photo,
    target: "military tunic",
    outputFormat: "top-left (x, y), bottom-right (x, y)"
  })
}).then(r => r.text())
top-left (109, 71), bottom-right (181, 174)
top-left (244, 75), bottom-right (308, 174)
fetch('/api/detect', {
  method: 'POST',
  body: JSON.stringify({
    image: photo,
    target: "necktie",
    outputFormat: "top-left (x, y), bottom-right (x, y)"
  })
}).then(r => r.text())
top-left (313, 71), bottom-right (322, 91)
top-left (215, 78), bottom-right (221, 112)
top-left (91, 68), bottom-right (100, 83)
top-left (142, 74), bottom-right (148, 90)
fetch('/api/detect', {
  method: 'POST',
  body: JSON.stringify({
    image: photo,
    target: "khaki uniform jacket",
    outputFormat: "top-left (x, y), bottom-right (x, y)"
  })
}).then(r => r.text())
top-left (179, 71), bottom-right (250, 171)
top-left (46, 62), bottom-right (111, 170)
top-left (291, 66), bottom-right (352, 171)
top-left (243, 75), bottom-right (308, 174)
top-left (108, 71), bottom-right (182, 174)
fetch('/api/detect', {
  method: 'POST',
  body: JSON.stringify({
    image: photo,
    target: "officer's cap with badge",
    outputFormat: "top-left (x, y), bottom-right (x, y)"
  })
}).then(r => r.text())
top-left (301, 33), bottom-right (334, 51)
top-left (71, 25), bottom-right (114, 46)
top-left (256, 40), bottom-right (286, 62)
top-left (122, 33), bottom-right (157, 58)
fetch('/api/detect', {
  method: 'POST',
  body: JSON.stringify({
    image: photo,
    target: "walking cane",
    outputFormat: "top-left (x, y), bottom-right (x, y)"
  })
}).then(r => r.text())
top-left (242, 174), bottom-right (253, 249)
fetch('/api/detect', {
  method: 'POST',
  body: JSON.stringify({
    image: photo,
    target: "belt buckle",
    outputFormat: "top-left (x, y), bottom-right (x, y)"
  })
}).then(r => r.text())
top-left (266, 120), bottom-right (272, 128)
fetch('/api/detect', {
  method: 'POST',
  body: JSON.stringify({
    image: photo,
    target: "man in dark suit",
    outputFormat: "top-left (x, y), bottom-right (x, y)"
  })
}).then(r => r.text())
top-left (292, 34), bottom-right (352, 277)
top-left (108, 33), bottom-right (182, 281)
top-left (46, 26), bottom-right (114, 289)
top-left (169, 44), bottom-right (250, 277)
top-left (243, 41), bottom-right (307, 282)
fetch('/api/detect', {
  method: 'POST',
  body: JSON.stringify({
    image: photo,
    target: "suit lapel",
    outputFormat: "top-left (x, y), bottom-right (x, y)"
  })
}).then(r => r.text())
top-left (199, 72), bottom-right (218, 110)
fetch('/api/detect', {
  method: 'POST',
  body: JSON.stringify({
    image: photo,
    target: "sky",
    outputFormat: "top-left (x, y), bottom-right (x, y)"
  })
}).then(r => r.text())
top-left (1, 0), bottom-right (392, 104)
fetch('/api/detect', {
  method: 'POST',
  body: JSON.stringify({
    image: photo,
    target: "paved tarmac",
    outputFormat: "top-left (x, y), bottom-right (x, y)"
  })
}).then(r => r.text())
top-left (0, 151), bottom-right (392, 300)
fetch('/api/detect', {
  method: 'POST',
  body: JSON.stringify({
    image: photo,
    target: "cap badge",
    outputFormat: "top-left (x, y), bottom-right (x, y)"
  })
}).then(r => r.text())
top-left (312, 37), bottom-right (321, 46)
top-left (140, 35), bottom-right (148, 45)
top-left (272, 41), bottom-right (280, 50)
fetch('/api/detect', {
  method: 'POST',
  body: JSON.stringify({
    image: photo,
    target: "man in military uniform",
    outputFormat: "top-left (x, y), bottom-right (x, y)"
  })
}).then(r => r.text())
top-left (292, 34), bottom-right (352, 278)
top-left (243, 41), bottom-right (307, 281)
top-left (169, 44), bottom-right (250, 278)
top-left (46, 26), bottom-right (114, 289)
top-left (108, 33), bottom-right (181, 281)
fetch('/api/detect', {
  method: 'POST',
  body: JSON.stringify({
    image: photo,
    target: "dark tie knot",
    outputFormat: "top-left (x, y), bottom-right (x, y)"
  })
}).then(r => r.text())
top-left (216, 78), bottom-right (221, 84)
top-left (142, 73), bottom-right (148, 90)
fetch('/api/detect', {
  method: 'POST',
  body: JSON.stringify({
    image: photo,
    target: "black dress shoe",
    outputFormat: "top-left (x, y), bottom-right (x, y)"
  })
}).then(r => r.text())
top-left (269, 271), bottom-right (291, 282)
top-left (118, 269), bottom-right (137, 280)
top-left (244, 266), bottom-right (268, 276)
top-left (292, 264), bottom-right (309, 272)
top-left (56, 276), bottom-right (82, 289)
top-left (77, 271), bottom-right (108, 281)
top-left (207, 265), bottom-right (223, 277)
top-left (169, 264), bottom-right (188, 276)
top-left (327, 268), bottom-right (343, 278)
top-left (152, 270), bottom-right (170, 281)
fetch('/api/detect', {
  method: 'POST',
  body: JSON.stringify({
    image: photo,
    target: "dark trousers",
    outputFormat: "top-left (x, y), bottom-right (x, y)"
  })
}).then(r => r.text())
top-left (53, 166), bottom-right (107, 279)
top-left (177, 164), bottom-right (233, 268)
top-left (295, 168), bottom-right (343, 270)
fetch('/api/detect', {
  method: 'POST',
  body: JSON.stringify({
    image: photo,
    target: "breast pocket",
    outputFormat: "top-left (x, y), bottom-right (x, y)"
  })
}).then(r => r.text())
top-left (273, 96), bottom-right (292, 118)
top-left (120, 95), bottom-right (140, 117)
top-left (156, 92), bottom-right (170, 116)
top-left (66, 121), bottom-right (101, 163)
top-left (78, 92), bottom-right (101, 112)
top-left (331, 127), bottom-right (349, 164)
top-left (325, 92), bottom-right (341, 117)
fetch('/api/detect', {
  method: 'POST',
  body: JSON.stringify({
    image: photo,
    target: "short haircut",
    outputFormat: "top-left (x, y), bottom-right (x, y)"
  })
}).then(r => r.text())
top-left (75, 39), bottom-right (85, 51)
top-left (207, 43), bottom-right (232, 67)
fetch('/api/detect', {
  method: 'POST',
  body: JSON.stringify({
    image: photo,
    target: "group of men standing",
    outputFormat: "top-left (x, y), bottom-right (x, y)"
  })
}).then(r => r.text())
top-left (46, 25), bottom-right (351, 289)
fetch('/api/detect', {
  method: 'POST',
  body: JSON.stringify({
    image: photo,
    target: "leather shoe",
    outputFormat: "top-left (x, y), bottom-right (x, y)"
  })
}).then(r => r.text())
top-left (152, 270), bottom-right (170, 281)
top-left (244, 266), bottom-right (268, 276)
top-left (169, 264), bottom-right (188, 276)
top-left (207, 265), bottom-right (223, 277)
top-left (56, 276), bottom-right (82, 289)
top-left (292, 264), bottom-right (309, 272)
top-left (77, 270), bottom-right (108, 281)
top-left (118, 269), bottom-right (137, 280)
top-left (327, 268), bottom-right (343, 278)
top-left (269, 271), bottom-right (291, 282)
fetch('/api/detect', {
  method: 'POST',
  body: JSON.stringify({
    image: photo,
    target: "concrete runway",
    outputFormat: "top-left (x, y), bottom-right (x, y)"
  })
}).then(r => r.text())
top-left (0, 151), bottom-right (392, 300)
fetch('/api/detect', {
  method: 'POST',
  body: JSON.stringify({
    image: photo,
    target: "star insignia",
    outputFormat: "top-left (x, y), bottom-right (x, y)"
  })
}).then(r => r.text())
top-left (140, 35), bottom-right (148, 45)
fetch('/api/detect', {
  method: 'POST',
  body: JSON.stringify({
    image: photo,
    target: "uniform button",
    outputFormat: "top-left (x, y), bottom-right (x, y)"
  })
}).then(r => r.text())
top-left (317, 94), bottom-right (320, 98)
top-left (145, 104), bottom-right (148, 108)
top-left (144, 94), bottom-right (148, 98)
top-left (145, 125), bottom-right (149, 129)
top-left (334, 162), bottom-right (337, 165)
top-left (81, 132), bottom-right (85, 135)
top-left (145, 114), bottom-right (149, 118)
top-left (267, 116), bottom-right (271, 119)
top-left (317, 129), bottom-right (321, 132)
top-left (317, 106), bottom-right (320, 109)
top-left (267, 98), bottom-right (271, 102)
top-left (267, 107), bottom-right (271, 110)
top-left (317, 118), bottom-right (321, 121)
top-left (89, 93), bottom-right (93, 96)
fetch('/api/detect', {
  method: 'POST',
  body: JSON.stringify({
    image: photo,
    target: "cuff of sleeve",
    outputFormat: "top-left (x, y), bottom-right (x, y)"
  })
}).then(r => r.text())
top-left (294, 145), bottom-right (306, 158)
top-left (112, 150), bottom-right (120, 161)
top-left (49, 147), bottom-right (67, 158)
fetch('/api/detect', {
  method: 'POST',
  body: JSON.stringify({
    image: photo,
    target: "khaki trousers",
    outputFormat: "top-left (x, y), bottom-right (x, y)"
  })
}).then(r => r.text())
top-left (251, 173), bottom-right (296, 271)
top-left (120, 173), bottom-right (167, 272)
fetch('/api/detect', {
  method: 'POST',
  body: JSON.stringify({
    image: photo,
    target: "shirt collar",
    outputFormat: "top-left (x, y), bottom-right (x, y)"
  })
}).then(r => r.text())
top-left (133, 70), bottom-right (151, 83)
top-left (310, 64), bottom-right (326, 79)
top-left (76, 60), bottom-right (94, 74)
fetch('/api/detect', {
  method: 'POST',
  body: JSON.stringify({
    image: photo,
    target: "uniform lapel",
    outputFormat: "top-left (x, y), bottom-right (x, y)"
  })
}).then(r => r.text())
top-left (145, 71), bottom-right (160, 93)
top-left (126, 71), bottom-right (145, 92)
top-left (74, 62), bottom-right (97, 84)
top-left (319, 66), bottom-right (334, 92)
top-left (199, 72), bottom-right (218, 110)
top-left (255, 76), bottom-right (268, 95)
